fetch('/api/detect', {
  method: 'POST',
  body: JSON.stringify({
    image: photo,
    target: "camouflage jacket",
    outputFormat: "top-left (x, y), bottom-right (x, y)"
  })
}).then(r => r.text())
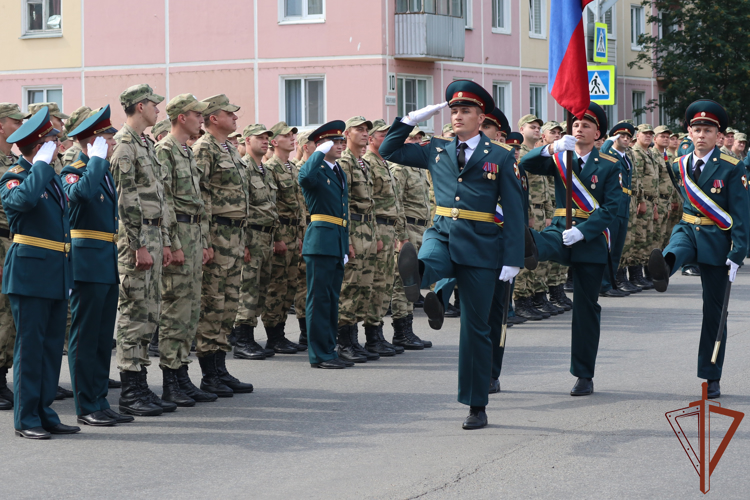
top-left (111, 123), bottom-right (170, 251)
top-left (243, 154), bottom-right (279, 231)
top-left (363, 149), bottom-right (406, 240)
top-left (632, 143), bottom-right (658, 203)
top-left (265, 155), bottom-right (306, 236)
top-left (62, 143), bottom-right (82, 166)
top-left (339, 148), bottom-right (375, 219)
top-left (156, 133), bottom-right (207, 250)
top-left (520, 143), bottom-right (552, 215)
top-left (0, 150), bottom-right (18, 232)
top-left (193, 131), bottom-right (250, 248)
top-left (651, 146), bottom-right (675, 200)
top-left (720, 145), bottom-right (738, 160)
top-left (390, 163), bottom-right (431, 222)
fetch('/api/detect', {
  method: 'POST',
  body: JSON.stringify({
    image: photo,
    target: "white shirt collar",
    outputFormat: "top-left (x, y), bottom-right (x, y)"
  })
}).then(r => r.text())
top-left (458, 133), bottom-right (481, 151)
top-left (691, 149), bottom-right (712, 167)
top-left (578, 151), bottom-right (591, 165)
top-left (324, 159), bottom-right (336, 170)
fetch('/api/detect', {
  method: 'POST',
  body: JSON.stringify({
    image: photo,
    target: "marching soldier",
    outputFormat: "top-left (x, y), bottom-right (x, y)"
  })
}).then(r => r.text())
top-left (28, 103), bottom-right (68, 174)
top-left (649, 100), bottom-right (749, 399)
top-left (628, 124), bottom-right (659, 290)
top-left (293, 129), bottom-right (314, 348)
top-left (1, 108), bottom-right (78, 438)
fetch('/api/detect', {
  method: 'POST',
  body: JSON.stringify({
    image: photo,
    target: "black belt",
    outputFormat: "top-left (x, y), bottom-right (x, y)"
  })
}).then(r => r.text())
top-left (376, 217), bottom-right (396, 226)
top-left (279, 217), bottom-right (302, 226)
top-left (531, 203), bottom-right (545, 210)
top-left (143, 218), bottom-right (162, 226)
top-left (0, 228), bottom-right (9, 239)
top-left (350, 213), bottom-right (373, 222)
top-left (644, 195), bottom-right (656, 202)
top-left (213, 216), bottom-right (245, 228)
top-left (306, 216), bottom-right (312, 224)
top-left (248, 224), bottom-right (274, 233)
top-left (405, 217), bottom-right (429, 227)
top-left (175, 213), bottom-right (201, 224)
top-left (659, 194), bottom-right (672, 200)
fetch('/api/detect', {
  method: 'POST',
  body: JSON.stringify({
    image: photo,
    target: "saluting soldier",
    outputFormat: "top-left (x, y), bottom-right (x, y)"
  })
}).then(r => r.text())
top-left (649, 100), bottom-right (749, 399)
top-left (628, 124), bottom-right (659, 289)
top-left (1, 109), bottom-right (78, 438)
top-left (381, 81), bottom-right (525, 429)
top-left (28, 103), bottom-right (68, 174)
top-left (61, 106), bottom-right (93, 165)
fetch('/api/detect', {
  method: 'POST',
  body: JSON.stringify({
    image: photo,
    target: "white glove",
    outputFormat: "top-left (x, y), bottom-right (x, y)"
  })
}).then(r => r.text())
top-left (402, 102), bottom-right (448, 126)
top-left (315, 140), bottom-right (333, 154)
top-left (499, 266), bottom-right (520, 283)
top-left (343, 255), bottom-right (349, 265)
top-left (553, 135), bottom-right (577, 154)
top-left (87, 136), bottom-right (108, 159)
top-left (33, 141), bottom-right (57, 165)
top-left (726, 259), bottom-right (739, 283)
top-left (610, 134), bottom-right (621, 143)
top-left (562, 227), bottom-right (584, 246)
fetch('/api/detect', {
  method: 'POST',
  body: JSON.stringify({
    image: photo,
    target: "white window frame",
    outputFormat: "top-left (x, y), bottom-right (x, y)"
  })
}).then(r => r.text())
top-left (492, 81), bottom-right (512, 127)
top-left (463, 0), bottom-right (473, 30)
top-left (630, 5), bottom-right (645, 50)
top-left (278, 0), bottom-right (325, 25)
top-left (23, 85), bottom-right (63, 112)
top-left (528, 0), bottom-right (546, 40)
top-left (632, 90), bottom-right (645, 126)
top-left (397, 74), bottom-right (434, 132)
top-left (279, 75), bottom-right (326, 128)
top-left (529, 83), bottom-right (546, 122)
top-left (658, 92), bottom-right (671, 126)
top-left (584, 4), bottom-right (616, 39)
top-left (491, 0), bottom-right (511, 35)
top-left (21, 0), bottom-right (63, 39)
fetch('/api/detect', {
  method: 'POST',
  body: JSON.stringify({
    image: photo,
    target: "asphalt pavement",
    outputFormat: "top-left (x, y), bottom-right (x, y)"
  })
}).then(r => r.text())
top-left (0, 270), bottom-right (748, 499)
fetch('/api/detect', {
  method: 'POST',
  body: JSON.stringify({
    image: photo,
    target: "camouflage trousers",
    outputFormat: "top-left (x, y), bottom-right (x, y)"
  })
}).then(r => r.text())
top-left (196, 225), bottom-right (244, 357)
top-left (159, 222), bottom-right (203, 370)
top-left (261, 224), bottom-right (301, 328)
top-left (547, 261), bottom-right (569, 287)
top-left (620, 197), bottom-right (639, 266)
top-left (116, 225), bottom-right (163, 373)
top-left (365, 223), bottom-right (396, 326)
top-left (294, 230), bottom-right (307, 319)
top-left (0, 238), bottom-right (15, 369)
top-left (662, 201), bottom-right (682, 249)
top-left (339, 219), bottom-right (376, 326)
top-left (514, 205), bottom-right (549, 299)
top-left (235, 228), bottom-right (274, 328)
top-left (392, 223), bottom-right (426, 320)
top-left (629, 199), bottom-right (655, 266)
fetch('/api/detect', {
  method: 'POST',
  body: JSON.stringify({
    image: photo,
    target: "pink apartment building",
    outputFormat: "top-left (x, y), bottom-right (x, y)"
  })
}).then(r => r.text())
top-left (0, 0), bottom-right (663, 135)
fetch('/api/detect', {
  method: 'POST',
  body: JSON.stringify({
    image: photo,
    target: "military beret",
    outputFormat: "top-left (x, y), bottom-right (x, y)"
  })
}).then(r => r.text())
top-left (68, 105), bottom-right (118, 141)
top-left (166, 93), bottom-right (210, 121)
top-left (28, 102), bottom-right (69, 120)
top-left (0, 103), bottom-right (30, 121)
top-left (369, 119), bottom-right (390, 134)
top-left (7, 108), bottom-right (59, 147)
top-left (445, 80), bottom-right (494, 113)
top-left (309, 120), bottom-right (346, 143)
top-left (270, 121), bottom-right (298, 139)
top-left (685, 99), bottom-right (728, 132)
top-left (120, 83), bottom-right (165, 108)
top-left (345, 116), bottom-right (373, 131)
top-left (518, 114), bottom-right (544, 129)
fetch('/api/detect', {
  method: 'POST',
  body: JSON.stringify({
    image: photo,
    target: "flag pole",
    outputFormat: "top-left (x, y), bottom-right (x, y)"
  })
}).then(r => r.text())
top-left (565, 109), bottom-right (574, 230)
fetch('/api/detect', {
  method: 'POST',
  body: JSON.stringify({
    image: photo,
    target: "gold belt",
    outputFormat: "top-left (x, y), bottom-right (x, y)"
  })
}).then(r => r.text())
top-left (70, 229), bottom-right (118, 243)
top-left (622, 188), bottom-right (632, 196)
top-left (435, 206), bottom-right (495, 222)
top-left (553, 209), bottom-right (590, 219)
top-left (13, 234), bottom-right (70, 253)
top-left (682, 214), bottom-right (715, 225)
top-left (310, 214), bottom-right (348, 227)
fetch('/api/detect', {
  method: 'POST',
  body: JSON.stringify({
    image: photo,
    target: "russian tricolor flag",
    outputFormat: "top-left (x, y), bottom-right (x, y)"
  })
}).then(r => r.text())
top-left (548, 0), bottom-right (594, 120)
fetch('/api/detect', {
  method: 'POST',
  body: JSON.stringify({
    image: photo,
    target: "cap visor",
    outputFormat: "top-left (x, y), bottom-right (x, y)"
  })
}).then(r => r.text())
top-left (7, 112), bottom-right (31, 120)
top-left (221, 104), bottom-right (241, 113)
top-left (46, 127), bottom-right (61, 138)
top-left (53, 112), bottom-right (70, 120)
top-left (148, 94), bottom-right (166, 104)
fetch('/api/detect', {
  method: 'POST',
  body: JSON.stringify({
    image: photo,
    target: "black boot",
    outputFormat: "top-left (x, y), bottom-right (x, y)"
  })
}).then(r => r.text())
top-left (198, 353), bottom-right (233, 397)
top-left (265, 323), bottom-right (297, 354)
top-left (298, 317), bottom-right (308, 348)
top-left (564, 270), bottom-right (574, 292)
top-left (377, 323), bottom-right (403, 354)
top-left (215, 350), bottom-right (254, 393)
top-left (233, 324), bottom-right (266, 360)
top-left (392, 317), bottom-right (424, 350)
top-left (364, 324), bottom-right (396, 357)
top-left (616, 267), bottom-right (641, 293)
top-left (228, 325), bottom-right (239, 347)
top-left (514, 297), bottom-right (545, 321)
top-left (139, 367), bottom-right (177, 413)
top-left (161, 367), bottom-right (195, 407)
top-left (630, 266), bottom-right (653, 290)
top-left (642, 264), bottom-right (654, 288)
top-left (444, 288), bottom-right (460, 318)
top-left (350, 324), bottom-right (379, 360)
top-left (118, 371), bottom-right (163, 416)
top-left (532, 291), bottom-right (563, 315)
top-left (337, 325), bottom-right (367, 363)
top-left (405, 314), bottom-right (432, 348)
top-left (176, 364), bottom-right (217, 403)
top-left (0, 367), bottom-right (14, 408)
top-left (148, 327), bottom-right (160, 357)
top-left (548, 285), bottom-right (573, 311)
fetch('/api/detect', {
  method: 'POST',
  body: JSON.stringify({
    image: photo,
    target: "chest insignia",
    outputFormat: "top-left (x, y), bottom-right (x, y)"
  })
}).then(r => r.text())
top-left (435, 154), bottom-right (440, 163)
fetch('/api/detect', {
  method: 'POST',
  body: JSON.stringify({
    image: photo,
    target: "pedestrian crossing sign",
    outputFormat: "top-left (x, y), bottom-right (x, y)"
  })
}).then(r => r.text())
top-left (587, 65), bottom-right (615, 105)
top-left (594, 23), bottom-right (608, 62)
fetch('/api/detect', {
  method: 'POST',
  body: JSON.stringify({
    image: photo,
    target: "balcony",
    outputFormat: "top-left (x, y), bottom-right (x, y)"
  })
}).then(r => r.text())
top-left (395, 11), bottom-right (465, 62)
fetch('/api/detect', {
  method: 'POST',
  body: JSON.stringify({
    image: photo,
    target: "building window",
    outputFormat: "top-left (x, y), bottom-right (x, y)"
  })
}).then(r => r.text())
top-left (492, 0), bottom-right (510, 34)
top-left (280, 0), bottom-right (324, 23)
top-left (492, 81), bottom-right (511, 125)
top-left (23, 0), bottom-right (62, 37)
top-left (529, 84), bottom-right (546, 122)
top-left (398, 76), bottom-right (432, 129)
top-left (632, 90), bottom-right (645, 125)
top-left (24, 86), bottom-right (63, 112)
top-left (462, 0), bottom-right (472, 29)
top-left (585, 5), bottom-right (615, 38)
top-left (282, 77), bottom-right (325, 128)
top-left (659, 93), bottom-right (671, 126)
top-left (529, 0), bottom-right (546, 39)
top-left (631, 5), bottom-right (645, 50)
top-left (396, 0), bottom-right (461, 16)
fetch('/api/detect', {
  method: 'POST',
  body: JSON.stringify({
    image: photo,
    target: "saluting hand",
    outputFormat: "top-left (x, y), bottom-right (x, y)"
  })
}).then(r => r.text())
top-left (135, 246), bottom-right (153, 270)
top-left (403, 102), bottom-right (448, 126)
top-left (87, 136), bottom-right (108, 159)
top-left (33, 141), bottom-right (57, 166)
top-left (315, 141), bottom-right (334, 154)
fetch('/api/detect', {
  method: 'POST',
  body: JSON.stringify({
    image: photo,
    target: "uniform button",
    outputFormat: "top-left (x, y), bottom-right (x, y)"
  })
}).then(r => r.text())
top-left (696, 226), bottom-right (700, 231)
top-left (572, 221), bottom-right (576, 226)
top-left (455, 196), bottom-right (460, 201)
top-left (458, 178), bottom-right (463, 183)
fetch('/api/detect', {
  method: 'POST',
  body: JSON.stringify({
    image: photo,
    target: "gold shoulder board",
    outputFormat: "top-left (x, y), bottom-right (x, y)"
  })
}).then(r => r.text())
top-left (71, 160), bottom-right (86, 169)
top-left (598, 152), bottom-right (617, 163)
top-left (8, 166), bottom-right (25, 174)
top-left (491, 140), bottom-right (513, 151)
top-left (432, 135), bottom-right (452, 141)
top-left (720, 153), bottom-right (740, 165)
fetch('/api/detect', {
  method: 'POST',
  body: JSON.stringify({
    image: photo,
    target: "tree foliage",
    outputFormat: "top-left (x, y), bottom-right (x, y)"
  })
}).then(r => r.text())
top-left (629, 1), bottom-right (750, 131)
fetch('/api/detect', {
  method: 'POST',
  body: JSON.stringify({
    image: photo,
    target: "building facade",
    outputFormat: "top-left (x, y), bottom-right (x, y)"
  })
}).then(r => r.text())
top-left (0, 0), bottom-right (663, 134)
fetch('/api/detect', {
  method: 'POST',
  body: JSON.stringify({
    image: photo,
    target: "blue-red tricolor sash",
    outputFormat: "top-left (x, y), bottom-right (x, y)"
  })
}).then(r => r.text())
top-left (494, 204), bottom-right (504, 227)
top-left (678, 155), bottom-right (732, 230)
top-left (552, 152), bottom-right (599, 212)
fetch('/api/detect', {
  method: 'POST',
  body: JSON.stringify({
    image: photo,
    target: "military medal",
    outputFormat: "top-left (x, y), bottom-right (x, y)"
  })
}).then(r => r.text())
top-left (590, 175), bottom-right (598, 190)
top-left (100, 194), bottom-right (105, 202)
top-left (435, 154), bottom-right (440, 163)
top-left (712, 180), bottom-right (723, 194)
top-left (483, 162), bottom-right (498, 180)
top-left (327, 179), bottom-right (331, 185)
top-left (436, 147), bottom-right (444, 153)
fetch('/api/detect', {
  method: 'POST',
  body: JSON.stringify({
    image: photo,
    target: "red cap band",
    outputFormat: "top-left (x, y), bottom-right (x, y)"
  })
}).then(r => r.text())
top-left (15, 121), bottom-right (54, 148)
top-left (449, 91), bottom-right (487, 112)
top-left (76, 118), bottom-right (113, 140)
top-left (690, 111), bottom-right (720, 127)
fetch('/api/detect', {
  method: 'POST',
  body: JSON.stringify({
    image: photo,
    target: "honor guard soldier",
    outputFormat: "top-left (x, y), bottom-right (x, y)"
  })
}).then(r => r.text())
top-left (381, 80), bottom-right (525, 429)
top-left (649, 100), bottom-right (749, 399)
top-left (1, 108), bottom-right (79, 438)
top-left (298, 122), bottom-right (351, 368)
top-left (0, 103), bottom-right (29, 411)
top-left (61, 105), bottom-right (132, 426)
top-left (28, 103), bottom-right (68, 174)
top-left (61, 106), bottom-right (93, 165)
top-left (520, 102), bottom-right (620, 397)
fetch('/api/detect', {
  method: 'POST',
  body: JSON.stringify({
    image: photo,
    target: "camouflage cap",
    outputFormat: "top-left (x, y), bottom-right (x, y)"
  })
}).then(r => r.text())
top-left (370, 119), bottom-right (390, 134)
top-left (0, 103), bottom-right (30, 120)
top-left (28, 102), bottom-right (69, 120)
top-left (618, 119), bottom-right (635, 125)
top-left (296, 129), bottom-right (312, 144)
top-left (725, 127), bottom-right (737, 135)
top-left (228, 131), bottom-right (242, 139)
top-left (200, 94), bottom-right (240, 116)
top-left (166, 93), bottom-right (210, 121)
top-left (151, 119), bottom-right (171, 139)
top-left (242, 123), bottom-right (273, 139)
top-left (270, 121), bottom-right (298, 138)
top-left (517, 114), bottom-right (543, 129)
top-left (541, 121), bottom-right (563, 134)
top-left (734, 132), bottom-right (747, 142)
top-left (636, 123), bottom-right (654, 133)
top-left (442, 123), bottom-right (454, 135)
top-left (669, 131), bottom-right (680, 138)
top-left (409, 126), bottom-right (425, 138)
top-left (653, 125), bottom-right (671, 135)
top-left (345, 115), bottom-right (373, 131)
top-left (119, 83), bottom-right (165, 108)
top-left (64, 106), bottom-right (93, 134)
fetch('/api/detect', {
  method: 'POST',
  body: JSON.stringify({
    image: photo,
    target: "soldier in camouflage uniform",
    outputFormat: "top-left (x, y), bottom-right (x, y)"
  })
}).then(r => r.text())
top-left (652, 125), bottom-right (677, 250)
top-left (193, 94), bottom-right (254, 397)
top-left (151, 119), bottom-right (171, 143)
top-left (61, 107), bottom-right (93, 166)
top-left (28, 103), bottom-right (68, 174)
top-left (155, 94), bottom-right (218, 406)
top-left (720, 127), bottom-right (738, 159)
top-left (733, 132), bottom-right (747, 161)
top-left (111, 84), bottom-right (176, 416)
top-left (261, 121), bottom-right (306, 353)
top-left (0, 103), bottom-right (28, 411)
top-left (232, 123), bottom-right (278, 360)
top-left (292, 130), bottom-right (314, 347)
top-left (362, 119), bottom-right (407, 356)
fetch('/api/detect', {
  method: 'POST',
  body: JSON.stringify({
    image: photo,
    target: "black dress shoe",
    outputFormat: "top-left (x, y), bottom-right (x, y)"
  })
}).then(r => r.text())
top-left (397, 242), bottom-right (422, 303)
top-left (682, 265), bottom-right (701, 277)
top-left (15, 427), bottom-right (51, 439)
top-left (338, 358), bottom-right (355, 367)
top-left (423, 292), bottom-right (444, 330)
top-left (570, 377), bottom-right (594, 396)
top-left (444, 303), bottom-right (460, 318)
top-left (44, 423), bottom-right (81, 435)
top-left (78, 411), bottom-right (116, 427)
top-left (108, 378), bottom-right (122, 389)
top-left (462, 407), bottom-right (488, 430)
top-left (508, 315), bottom-right (527, 325)
top-left (649, 249), bottom-right (671, 292)
top-left (57, 386), bottom-right (74, 399)
top-left (600, 288), bottom-right (630, 297)
top-left (311, 359), bottom-right (347, 369)
top-left (102, 408), bottom-right (135, 423)
top-left (707, 379), bottom-right (721, 399)
top-left (488, 378), bottom-right (500, 394)
top-left (0, 398), bottom-right (11, 411)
